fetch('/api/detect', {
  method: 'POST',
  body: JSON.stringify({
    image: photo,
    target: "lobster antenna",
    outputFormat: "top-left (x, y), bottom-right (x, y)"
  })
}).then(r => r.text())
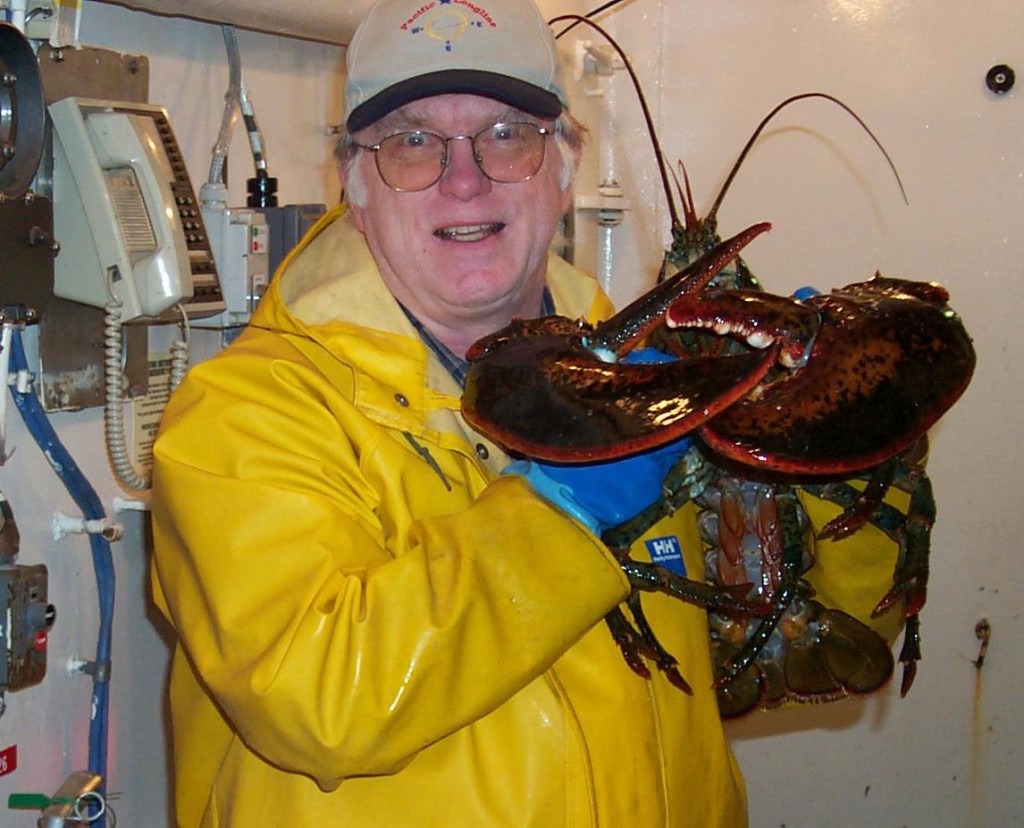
top-left (553, 0), bottom-right (634, 38)
top-left (707, 91), bottom-right (909, 224)
top-left (549, 13), bottom-right (680, 230)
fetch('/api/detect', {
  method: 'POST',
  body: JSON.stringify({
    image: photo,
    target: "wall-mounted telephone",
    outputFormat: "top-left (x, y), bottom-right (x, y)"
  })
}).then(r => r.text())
top-left (48, 97), bottom-right (225, 322)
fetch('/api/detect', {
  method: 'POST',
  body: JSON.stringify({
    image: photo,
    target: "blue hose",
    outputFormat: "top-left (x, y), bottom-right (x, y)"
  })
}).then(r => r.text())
top-left (8, 328), bottom-right (114, 825)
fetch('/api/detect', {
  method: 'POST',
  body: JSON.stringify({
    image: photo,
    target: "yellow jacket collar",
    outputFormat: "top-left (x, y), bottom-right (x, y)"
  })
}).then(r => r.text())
top-left (255, 204), bottom-right (610, 338)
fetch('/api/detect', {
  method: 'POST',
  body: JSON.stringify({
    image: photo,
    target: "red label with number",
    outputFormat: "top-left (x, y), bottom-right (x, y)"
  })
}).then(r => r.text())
top-left (0, 745), bottom-right (17, 777)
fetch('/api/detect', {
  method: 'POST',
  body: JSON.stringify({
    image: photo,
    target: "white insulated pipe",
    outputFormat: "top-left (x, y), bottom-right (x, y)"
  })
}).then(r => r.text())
top-left (92, 0), bottom-right (374, 43)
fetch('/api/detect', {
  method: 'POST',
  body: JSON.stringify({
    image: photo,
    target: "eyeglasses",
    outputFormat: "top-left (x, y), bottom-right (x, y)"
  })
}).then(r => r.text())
top-left (354, 122), bottom-right (552, 192)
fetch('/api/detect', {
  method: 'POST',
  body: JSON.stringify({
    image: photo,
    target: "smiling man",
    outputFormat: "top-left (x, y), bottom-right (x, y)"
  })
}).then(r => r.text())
top-left (343, 95), bottom-right (573, 357)
top-left (151, 0), bottom-right (750, 825)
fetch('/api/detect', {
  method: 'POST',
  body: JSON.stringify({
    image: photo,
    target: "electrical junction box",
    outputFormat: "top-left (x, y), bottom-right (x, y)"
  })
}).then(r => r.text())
top-left (256, 203), bottom-right (326, 279)
top-left (0, 564), bottom-right (55, 692)
top-left (193, 206), bottom-right (270, 329)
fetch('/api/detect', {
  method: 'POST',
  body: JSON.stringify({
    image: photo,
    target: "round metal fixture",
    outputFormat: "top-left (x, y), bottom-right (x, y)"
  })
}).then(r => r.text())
top-left (0, 23), bottom-right (45, 199)
top-left (985, 64), bottom-right (1015, 95)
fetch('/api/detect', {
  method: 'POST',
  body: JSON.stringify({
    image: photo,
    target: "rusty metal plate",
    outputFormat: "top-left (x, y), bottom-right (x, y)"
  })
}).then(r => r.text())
top-left (0, 195), bottom-right (55, 316)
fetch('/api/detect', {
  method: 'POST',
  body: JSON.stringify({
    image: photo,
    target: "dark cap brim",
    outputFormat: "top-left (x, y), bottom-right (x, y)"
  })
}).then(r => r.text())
top-left (346, 69), bottom-right (563, 132)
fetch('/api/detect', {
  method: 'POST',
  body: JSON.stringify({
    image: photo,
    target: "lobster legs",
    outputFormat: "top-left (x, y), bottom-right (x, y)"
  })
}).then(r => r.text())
top-left (598, 448), bottom-right (907, 715)
top-left (801, 438), bottom-right (935, 697)
top-left (599, 446), bottom-right (773, 693)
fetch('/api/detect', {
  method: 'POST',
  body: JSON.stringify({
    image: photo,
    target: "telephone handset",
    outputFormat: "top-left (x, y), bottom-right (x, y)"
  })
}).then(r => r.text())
top-left (49, 97), bottom-right (224, 322)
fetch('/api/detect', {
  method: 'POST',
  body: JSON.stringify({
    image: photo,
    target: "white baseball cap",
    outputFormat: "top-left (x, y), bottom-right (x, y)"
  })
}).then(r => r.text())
top-left (344, 0), bottom-right (568, 131)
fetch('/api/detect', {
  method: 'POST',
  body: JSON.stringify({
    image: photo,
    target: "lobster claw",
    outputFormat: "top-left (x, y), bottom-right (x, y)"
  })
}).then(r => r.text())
top-left (462, 224), bottom-right (773, 462)
top-left (690, 277), bottom-right (977, 475)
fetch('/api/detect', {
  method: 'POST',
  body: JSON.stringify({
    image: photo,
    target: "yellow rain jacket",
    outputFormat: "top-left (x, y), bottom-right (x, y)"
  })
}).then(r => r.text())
top-left (152, 206), bottom-right (901, 827)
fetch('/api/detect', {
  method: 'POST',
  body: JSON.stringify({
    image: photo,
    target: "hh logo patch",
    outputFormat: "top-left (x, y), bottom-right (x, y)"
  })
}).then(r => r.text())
top-left (645, 535), bottom-right (686, 576)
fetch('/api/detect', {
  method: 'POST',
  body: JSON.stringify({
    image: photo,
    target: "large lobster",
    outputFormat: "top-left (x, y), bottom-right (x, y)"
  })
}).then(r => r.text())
top-left (460, 76), bottom-right (975, 715)
top-left (462, 222), bottom-right (974, 709)
top-left (465, 11), bottom-right (974, 719)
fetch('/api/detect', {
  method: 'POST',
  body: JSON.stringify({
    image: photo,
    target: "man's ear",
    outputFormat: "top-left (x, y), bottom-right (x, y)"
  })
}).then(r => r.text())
top-left (338, 162), bottom-right (366, 231)
top-left (560, 181), bottom-right (574, 217)
top-left (560, 150), bottom-right (581, 215)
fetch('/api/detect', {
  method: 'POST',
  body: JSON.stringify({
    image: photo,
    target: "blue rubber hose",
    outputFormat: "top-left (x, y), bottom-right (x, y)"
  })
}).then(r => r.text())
top-left (8, 328), bottom-right (114, 825)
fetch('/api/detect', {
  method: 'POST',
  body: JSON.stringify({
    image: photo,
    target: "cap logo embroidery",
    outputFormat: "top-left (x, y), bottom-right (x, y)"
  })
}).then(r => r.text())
top-left (402, 0), bottom-right (498, 52)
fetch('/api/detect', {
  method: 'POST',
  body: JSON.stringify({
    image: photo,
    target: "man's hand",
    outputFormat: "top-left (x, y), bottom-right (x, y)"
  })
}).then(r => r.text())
top-left (503, 347), bottom-right (692, 534)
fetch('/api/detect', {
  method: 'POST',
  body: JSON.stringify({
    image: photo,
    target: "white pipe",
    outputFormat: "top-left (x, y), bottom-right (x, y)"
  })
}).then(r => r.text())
top-left (0, 323), bottom-right (12, 463)
top-left (598, 93), bottom-right (618, 191)
top-left (8, 0), bottom-right (28, 32)
top-left (597, 224), bottom-right (615, 295)
top-left (91, 0), bottom-right (373, 44)
top-left (596, 96), bottom-right (617, 294)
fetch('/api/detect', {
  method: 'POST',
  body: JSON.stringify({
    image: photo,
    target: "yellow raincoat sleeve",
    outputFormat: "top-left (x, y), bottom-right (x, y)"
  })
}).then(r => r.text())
top-left (150, 331), bottom-right (631, 791)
